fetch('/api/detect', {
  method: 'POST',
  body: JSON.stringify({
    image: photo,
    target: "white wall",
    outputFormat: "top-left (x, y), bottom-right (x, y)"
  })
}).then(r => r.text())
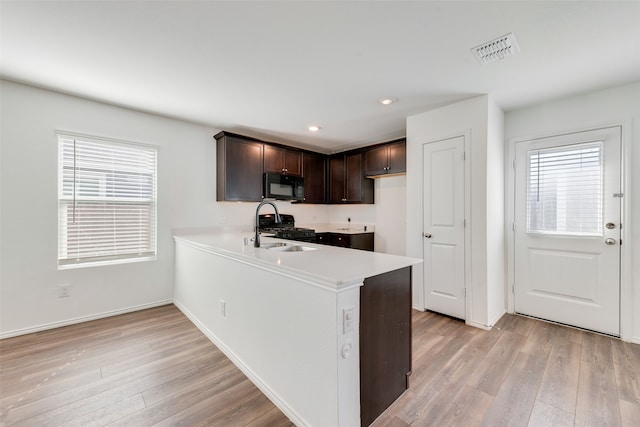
top-left (406, 95), bottom-right (506, 329)
top-left (505, 81), bottom-right (640, 343)
top-left (486, 98), bottom-right (506, 324)
top-left (0, 80), bottom-right (214, 336)
top-left (373, 176), bottom-right (407, 255)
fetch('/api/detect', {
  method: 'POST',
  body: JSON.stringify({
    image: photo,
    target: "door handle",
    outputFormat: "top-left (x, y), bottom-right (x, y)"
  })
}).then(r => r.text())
top-left (605, 223), bottom-right (616, 229)
top-left (604, 238), bottom-right (617, 245)
top-left (423, 233), bottom-right (432, 238)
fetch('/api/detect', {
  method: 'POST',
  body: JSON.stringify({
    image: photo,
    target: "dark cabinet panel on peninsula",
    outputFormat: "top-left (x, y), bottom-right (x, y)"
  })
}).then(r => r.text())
top-left (215, 132), bottom-right (263, 202)
top-left (360, 266), bottom-right (412, 427)
top-left (364, 139), bottom-right (406, 177)
top-left (264, 144), bottom-right (302, 176)
top-left (302, 152), bottom-right (326, 203)
top-left (328, 152), bottom-right (374, 204)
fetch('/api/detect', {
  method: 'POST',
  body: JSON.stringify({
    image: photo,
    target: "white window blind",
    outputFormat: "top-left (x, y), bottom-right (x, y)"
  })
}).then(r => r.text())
top-left (58, 134), bottom-right (157, 267)
top-left (527, 142), bottom-right (603, 236)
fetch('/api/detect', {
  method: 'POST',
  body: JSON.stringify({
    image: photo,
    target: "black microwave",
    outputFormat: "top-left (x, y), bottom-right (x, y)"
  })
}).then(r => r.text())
top-left (264, 173), bottom-right (305, 201)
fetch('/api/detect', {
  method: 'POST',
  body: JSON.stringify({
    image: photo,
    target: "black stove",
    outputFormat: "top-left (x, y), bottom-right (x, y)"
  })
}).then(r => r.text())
top-left (258, 214), bottom-right (316, 241)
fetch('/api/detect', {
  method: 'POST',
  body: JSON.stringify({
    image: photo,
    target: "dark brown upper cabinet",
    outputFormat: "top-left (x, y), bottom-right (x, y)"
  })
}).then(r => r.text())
top-left (302, 152), bottom-right (326, 204)
top-left (215, 132), bottom-right (264, 202)
top-left (364, 139), bottom-right (406, 177)
top-left (264, 144), bottom-right (302, 176)
top-left (328, 152), bottom-right (374, 204)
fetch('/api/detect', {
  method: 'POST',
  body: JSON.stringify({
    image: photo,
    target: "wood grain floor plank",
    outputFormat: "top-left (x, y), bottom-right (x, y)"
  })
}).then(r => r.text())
top-left (611, 339), bottom-right (640, 405)
top-left (244, 406), bottom-right (295, 427)
top-left (480, 352), bottom-right (547, 427)
top-left (575, 360), bottom-right (622, 426)
top-left (150, 377), bottom-right (261, 427)
top-left (537, 339), bottom-right (581, 414)
top-left (619, 398), bottom-right (640, 426)
top-left (527, 399), bottom-right (574, 427)
top-left (428, 384), bottom-right (493, 427)
top-left (63, 392), bottom-right (146, 427)
top-left (467, 330), bottom-right (528, 396)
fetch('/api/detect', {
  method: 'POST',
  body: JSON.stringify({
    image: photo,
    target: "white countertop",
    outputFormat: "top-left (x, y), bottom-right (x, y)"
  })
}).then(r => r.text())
top-left (174, 232), bottom-right (421, 290)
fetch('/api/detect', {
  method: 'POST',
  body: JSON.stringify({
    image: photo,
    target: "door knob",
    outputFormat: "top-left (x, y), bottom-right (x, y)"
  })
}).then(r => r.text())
top-left (423, 233), bottom-right (432, 238)
top-left (605, 223), bottom-right (616, 229)
top-left (604, 238), bottom-right (616, 245)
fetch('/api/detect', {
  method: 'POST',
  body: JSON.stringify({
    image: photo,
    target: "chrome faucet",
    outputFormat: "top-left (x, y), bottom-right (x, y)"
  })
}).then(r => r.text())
top-left (255, 200), bottom-right (281, 247)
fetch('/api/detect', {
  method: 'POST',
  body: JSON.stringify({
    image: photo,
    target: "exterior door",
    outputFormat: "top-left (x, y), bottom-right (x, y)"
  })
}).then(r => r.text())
top-left (422, 137), bottom-right (466, 319)
top-left (514, 127), bottom-right (621, 335)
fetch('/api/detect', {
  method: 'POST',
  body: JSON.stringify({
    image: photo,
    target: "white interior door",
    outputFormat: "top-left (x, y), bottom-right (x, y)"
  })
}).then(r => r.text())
top-left (423, 137), bottom-right (465, 319)
top-left (514, 127), bottom-right (621, 335)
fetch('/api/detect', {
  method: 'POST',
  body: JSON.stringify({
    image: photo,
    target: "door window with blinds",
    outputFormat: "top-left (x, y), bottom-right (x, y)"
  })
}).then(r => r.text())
top-left (57, 134), bottom-right (157, 268)
top-left (527, 141), bottom-right (603, 236)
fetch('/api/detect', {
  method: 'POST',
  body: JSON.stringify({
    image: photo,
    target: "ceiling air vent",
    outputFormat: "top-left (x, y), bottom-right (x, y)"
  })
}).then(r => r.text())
top-left (472, 32), bottom-right (520, 64)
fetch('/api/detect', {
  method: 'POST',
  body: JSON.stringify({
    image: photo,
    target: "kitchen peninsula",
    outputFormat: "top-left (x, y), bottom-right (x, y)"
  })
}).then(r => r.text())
top-left (173, 232), bottom-right (421, 426)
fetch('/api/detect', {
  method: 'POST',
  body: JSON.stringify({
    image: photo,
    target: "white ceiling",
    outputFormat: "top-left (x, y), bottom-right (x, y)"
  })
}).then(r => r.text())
top-left (2, 1), bottom-right (639, 152)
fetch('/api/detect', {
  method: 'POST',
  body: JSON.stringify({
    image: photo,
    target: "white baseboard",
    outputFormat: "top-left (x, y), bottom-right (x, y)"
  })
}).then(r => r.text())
top-left (173, 299), bottom-right (306, 427)
top-left (0, 300), bottom-right (172, 339)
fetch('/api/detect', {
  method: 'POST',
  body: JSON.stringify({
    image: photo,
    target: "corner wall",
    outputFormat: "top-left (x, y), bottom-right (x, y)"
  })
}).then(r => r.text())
top-left (0, 80), bottom-right (214, 336)
top-left (406, 95), bottom-right (506, 328)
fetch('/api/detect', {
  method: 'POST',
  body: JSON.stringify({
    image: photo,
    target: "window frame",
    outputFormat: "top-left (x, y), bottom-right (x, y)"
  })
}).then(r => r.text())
top-left (57, 132), bottom-right (158, 269)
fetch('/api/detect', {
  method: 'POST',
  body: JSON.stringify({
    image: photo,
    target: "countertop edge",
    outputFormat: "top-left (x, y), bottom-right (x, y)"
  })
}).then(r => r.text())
top-left (174, 236), bottom-right (366, 292)
top-left (173, 233), bottom-right (421, 292)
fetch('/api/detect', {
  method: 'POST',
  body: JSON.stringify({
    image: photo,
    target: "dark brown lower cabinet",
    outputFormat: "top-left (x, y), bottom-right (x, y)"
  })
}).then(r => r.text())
top-left (360, 267), bottom-right (412, 426)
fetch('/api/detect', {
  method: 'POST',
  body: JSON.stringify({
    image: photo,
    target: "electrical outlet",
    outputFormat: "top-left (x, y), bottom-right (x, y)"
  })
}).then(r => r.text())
top-left (219, 299), bottom-right (226, 318)
top-left (58, 284), bottom-right (71, 298)
top-left (343, 307), bottom-right (354, 334)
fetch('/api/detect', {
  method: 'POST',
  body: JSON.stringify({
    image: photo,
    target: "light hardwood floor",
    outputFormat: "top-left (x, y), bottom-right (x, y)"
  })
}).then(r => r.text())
top-left (373, 311), bottom-right (640, 427)
top-left (0, 305), bottom-right (293, 426)
top-left (1, 305), bottom-right (639, 426)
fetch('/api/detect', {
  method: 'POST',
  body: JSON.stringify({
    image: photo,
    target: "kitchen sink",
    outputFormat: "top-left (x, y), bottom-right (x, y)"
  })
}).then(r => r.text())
top-left (261, 242), bottom-right (317, 252)
top-left (260, 242), bottom-right (291, 249)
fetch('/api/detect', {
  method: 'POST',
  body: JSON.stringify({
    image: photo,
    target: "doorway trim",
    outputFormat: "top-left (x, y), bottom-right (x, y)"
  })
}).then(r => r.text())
top-left (420, 130), bottom-right (473, 327)
top-left (506, 120), bottom-right (633, 342)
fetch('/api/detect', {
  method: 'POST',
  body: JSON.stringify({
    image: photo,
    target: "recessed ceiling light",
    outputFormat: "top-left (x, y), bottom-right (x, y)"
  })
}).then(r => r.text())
top-left (308, 125), bottom-right (321, 132)
top-left (378, 97), bottom-right (397, 105)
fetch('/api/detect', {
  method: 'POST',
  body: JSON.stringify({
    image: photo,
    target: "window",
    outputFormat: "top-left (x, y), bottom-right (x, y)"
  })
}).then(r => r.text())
top-left (57, 133), bottom-right (157, 268)
top-left (527, 142), bottom-right (602, 236)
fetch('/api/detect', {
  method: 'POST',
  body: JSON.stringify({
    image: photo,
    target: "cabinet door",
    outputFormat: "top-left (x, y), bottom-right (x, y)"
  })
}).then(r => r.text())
top-left (302, 152), bottom-right (326, 203)
top-left (328, 155), bottom-right (346, 203)
top-left (345, 153), bottom-right (363, 202)
top-left (346, 152), bottom-right (374, 203)
top-left (364, 145), bottom-right (389, 176)
top-left (284, 149), bottom-right (302, 176)
top-left (264, 144), bottom-right (302, 176)
top-left (350, 233), bottom-right (375, 251)
top-left (329, 233), bottom-right (351, 248)
top-left (217, 136), bottom-right (263, 201)
top-left (264, 144), bottom-right (285, 174)
top-left (387, 140), bottom-right (406, 174)
top-left (315, 232), bottom-right (329, 245)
